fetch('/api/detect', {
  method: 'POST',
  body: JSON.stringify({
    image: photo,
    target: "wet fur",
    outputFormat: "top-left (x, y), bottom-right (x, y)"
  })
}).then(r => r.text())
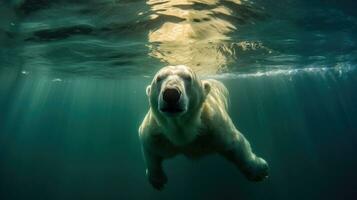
top-left (139, 65), bottom-right (269, 190)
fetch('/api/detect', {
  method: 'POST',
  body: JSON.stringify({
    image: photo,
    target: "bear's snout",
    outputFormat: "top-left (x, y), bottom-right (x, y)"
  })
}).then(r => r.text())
top-left (163, 88), bottom-right (181, 104)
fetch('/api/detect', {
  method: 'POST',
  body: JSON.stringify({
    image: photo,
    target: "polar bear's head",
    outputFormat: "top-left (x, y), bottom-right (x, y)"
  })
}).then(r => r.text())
top-left (146, 65), bottom-right (210, 118)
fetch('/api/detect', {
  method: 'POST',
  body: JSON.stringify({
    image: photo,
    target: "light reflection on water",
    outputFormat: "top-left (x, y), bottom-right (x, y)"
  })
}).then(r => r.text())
top-left (146, 0), bottom-right (269, 74)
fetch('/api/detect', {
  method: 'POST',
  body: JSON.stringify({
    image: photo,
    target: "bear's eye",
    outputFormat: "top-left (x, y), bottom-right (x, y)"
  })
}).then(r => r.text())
top-left (182, 74), bottom-right (192, 82)
top-left (156, 75), bottom-right (164, 83)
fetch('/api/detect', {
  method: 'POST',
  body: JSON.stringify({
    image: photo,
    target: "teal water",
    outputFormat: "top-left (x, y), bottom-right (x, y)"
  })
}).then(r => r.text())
top-left (1, 0), bottom-right (357, 200)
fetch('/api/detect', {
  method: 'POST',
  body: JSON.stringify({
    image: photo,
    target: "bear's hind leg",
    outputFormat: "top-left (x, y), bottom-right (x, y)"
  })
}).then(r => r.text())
top-left (220, 132), bottom-right (269, 182)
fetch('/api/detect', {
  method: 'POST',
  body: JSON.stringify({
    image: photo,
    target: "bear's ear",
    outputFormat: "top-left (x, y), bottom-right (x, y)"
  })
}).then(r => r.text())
top-left (202, 80), bottom-right (211, 96)
top-left (146, 85), bottom-right (151, 96)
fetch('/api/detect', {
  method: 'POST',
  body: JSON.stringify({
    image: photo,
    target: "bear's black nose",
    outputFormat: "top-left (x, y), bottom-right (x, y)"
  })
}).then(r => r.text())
top-left (163, 88), bottom-right (181, 104)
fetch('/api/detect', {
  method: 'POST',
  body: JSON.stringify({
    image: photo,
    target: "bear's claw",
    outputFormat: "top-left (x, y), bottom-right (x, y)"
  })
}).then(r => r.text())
top-left (243, 157), bottom-right (269, 182)
top-left (147, 170), bottom-right (168, 190)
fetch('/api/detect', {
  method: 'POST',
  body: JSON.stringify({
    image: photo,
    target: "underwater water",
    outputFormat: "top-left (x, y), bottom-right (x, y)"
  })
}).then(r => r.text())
top-left (0, 0), bottom-right (357, 199)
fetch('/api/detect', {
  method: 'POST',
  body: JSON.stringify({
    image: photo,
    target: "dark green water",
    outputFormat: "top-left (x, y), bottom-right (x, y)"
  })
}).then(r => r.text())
top-left (1, 68), bottom-right (356, 200)
top-left (1, 0), bottom-right (357, 199)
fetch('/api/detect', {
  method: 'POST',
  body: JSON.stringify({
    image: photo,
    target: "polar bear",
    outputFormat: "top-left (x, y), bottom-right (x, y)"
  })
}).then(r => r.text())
top-left (139, 65), bottom-right (268, 190)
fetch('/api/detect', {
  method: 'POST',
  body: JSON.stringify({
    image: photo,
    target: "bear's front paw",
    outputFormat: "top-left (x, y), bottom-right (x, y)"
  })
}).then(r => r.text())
top-left (243, 157), bottom-right (269, 182)
top-left (146, 169), bottom-right (168, 190)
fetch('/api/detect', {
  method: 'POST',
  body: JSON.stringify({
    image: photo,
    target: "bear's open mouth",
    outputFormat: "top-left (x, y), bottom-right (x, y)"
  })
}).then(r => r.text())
top-left (160, 107), bottom-right (185, 114)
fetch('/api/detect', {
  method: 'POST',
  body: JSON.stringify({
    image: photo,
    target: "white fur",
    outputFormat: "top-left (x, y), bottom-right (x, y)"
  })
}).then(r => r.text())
top-left (139, 65), bottom-right (269, 190)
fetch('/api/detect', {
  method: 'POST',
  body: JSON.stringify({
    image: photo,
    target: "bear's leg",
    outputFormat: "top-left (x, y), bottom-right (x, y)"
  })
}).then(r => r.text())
top-left (220, 131), bottom-right (269, 181)
top-left (143, 149), bottom-right (168, 190)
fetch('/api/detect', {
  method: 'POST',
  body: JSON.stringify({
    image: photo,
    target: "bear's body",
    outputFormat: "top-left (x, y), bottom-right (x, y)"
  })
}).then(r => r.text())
top-left (139, 65), bottom-right (268, 190)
